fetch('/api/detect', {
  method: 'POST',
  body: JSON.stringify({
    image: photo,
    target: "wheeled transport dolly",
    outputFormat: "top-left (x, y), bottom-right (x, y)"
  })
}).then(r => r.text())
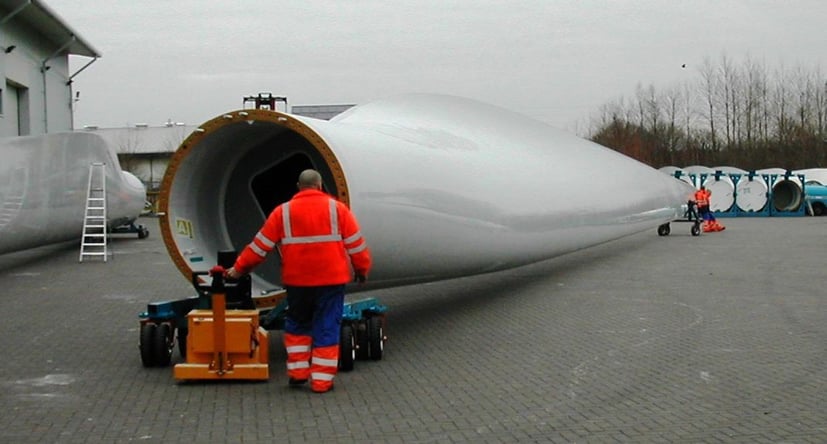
top-left (138, 251), bottom-right (387, 380)
top-left (657, 200), bottom-right (701, 237)
top-left (111, 221), bottom-right (150, 239)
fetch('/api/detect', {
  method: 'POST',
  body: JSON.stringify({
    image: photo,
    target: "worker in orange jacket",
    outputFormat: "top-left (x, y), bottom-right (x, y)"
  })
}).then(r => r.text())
top-left (227, 169), bottom-right (372, 393)
top-left (694, 186), bottom-right (725, 232)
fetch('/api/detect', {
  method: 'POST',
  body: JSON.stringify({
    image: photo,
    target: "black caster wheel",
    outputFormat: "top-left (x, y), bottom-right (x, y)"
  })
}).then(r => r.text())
top-left (339, 324), bottom-right (356, 372)
top-left (367, 316), bottom-right (384, 361)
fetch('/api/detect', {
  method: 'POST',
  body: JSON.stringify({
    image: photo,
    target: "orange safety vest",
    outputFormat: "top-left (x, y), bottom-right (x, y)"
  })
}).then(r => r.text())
top-left (234, 189), bottom-right (372, 286)
top-left (694, 189), bottom-right (709, 207)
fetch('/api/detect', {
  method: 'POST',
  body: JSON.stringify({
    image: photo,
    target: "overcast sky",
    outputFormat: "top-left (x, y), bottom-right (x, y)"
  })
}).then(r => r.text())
top-left (47, 0), bottom-right (826, 133)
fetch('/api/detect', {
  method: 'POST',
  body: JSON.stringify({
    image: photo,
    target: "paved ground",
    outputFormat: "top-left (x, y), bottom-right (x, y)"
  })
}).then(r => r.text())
top-left (0, 216), bottom-right (825, 443)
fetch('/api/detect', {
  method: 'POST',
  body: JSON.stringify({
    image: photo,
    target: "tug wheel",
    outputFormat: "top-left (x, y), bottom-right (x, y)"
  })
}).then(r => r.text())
top-left (139, 323), bottom-right (158, 367)
top-left (177, 326), bottom-right (188, 359)
top-left (339, 324), bottom-right (356, 372)
top-left (367, 316), bottom-right (384, 361)
top-left (154, 323), bottom-right (174, 367)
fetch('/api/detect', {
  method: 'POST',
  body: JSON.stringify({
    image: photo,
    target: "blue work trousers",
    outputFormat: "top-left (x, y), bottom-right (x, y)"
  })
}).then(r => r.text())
top-left (284, 285), bottom-right (345, 348)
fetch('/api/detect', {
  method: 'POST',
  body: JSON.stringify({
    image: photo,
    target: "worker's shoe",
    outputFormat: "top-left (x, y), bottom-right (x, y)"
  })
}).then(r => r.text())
top-left (288, 378), bottom-right (307, 387)
top-left (311, 383), bottom-right (334, 394)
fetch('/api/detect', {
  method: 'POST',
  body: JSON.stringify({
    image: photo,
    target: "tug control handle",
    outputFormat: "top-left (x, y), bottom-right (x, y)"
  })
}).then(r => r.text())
top-left (209, 265), bottom-right (226, 291)
top-left (208, 265), bottom-right (229, 374)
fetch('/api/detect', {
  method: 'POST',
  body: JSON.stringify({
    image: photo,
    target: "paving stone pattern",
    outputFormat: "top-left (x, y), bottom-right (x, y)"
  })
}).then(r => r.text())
top-left (0, 217), bottom-right (825, 443)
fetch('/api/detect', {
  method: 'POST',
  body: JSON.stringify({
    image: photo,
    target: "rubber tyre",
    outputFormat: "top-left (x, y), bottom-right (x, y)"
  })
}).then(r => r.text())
top-left (691, 224), bottom-right (701, 236)
top-left (355, 321), bottom-right (370, 360)
top-left (154, 323), bottom-right (174, 367)
top-left (367, 317), bottom-right (384, 361)
top-left (139, 323), bottom-right (157, 367)
top-left (339, 324), bottom-right (355, 372)
top-left (657, 224), bottom-right (670, 236)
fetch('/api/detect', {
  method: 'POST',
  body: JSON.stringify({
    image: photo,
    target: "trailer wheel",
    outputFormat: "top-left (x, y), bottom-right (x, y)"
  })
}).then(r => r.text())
top-left (339, 324), bottom-right (355, 372)
top-left (139, 323), bottom-right (158, 367)
top-left (355, 321), bottom-right (370, 360)
top-left (138, 227), bottom-right (149, 239)
top-left (691, 224), bottom-right (701, 236)
top-left (367, 316), bottom-right (384, 361)
top-left (657, 224), bottom-right (670, 236)
top-left (154, 323), bottom-right (174, 367)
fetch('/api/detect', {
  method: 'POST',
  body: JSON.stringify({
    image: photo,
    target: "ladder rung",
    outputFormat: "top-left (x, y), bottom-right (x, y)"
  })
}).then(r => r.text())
top-left (80, 162), bottom-right (108, 263)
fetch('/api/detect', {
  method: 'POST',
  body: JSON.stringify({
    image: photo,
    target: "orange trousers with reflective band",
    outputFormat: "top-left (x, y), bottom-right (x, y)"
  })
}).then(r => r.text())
top-left (284, 333), bottom-right (312, 381)
top-left (310, 345), bottom-right (339, 392)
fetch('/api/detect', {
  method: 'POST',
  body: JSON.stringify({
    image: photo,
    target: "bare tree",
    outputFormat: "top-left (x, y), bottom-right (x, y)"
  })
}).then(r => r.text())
top-left (718, 54), bottom-right (738, 148)
top-left (698, 57), bottom-right (718, 151)
top-left (589, 54), bottom-right (827, 169)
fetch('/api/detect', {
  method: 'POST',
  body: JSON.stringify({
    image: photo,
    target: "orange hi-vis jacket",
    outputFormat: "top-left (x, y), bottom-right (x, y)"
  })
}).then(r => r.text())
top-left (694, 189), bottom-right (710, 207)
top-left (234, 189), bottom-right (372, 286)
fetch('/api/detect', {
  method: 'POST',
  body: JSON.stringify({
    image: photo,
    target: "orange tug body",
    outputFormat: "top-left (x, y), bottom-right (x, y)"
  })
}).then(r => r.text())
top-left (173, 267), bottom-right (269, 381)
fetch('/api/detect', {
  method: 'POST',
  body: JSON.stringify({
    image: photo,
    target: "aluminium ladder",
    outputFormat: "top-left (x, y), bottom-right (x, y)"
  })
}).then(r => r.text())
top-left (79, 162), bottom-right (108, 262)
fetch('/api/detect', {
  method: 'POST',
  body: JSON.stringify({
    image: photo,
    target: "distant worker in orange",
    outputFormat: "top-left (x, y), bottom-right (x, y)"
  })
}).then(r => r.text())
top-left (226, 169), bottom-right (372, 393)
top-left (695, 185), bottom-right (725, 232)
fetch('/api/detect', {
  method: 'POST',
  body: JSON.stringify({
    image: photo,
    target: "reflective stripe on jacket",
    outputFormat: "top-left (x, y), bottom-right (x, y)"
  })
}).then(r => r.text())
top-left (234, 189), bottom-right (372, 286)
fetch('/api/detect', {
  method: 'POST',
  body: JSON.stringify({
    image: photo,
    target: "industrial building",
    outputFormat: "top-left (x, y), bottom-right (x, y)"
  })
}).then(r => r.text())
top-left (1, 0), bottom-right (98, 137)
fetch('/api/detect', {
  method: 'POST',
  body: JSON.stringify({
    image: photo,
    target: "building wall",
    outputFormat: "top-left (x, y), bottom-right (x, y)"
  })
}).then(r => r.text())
top-left (118, 154), bottom-right (170, 191)
top-left (1, 17), bottom-right (73, 137)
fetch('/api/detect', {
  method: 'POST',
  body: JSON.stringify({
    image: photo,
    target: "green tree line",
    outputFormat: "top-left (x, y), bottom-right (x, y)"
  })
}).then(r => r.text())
top-left (588, 55), bottom-right (827, 170)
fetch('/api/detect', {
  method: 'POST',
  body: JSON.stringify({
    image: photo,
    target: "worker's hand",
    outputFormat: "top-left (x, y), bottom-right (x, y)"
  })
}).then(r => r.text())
top-left (225, 267), bottom-right (242, 280)
top-left (354, 273), bottom-right (367, 284)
